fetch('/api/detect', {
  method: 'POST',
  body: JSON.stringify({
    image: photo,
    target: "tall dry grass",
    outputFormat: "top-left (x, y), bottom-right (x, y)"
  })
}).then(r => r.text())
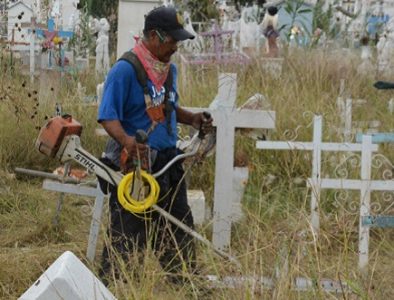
top-left (0, 47), bottom-right (393, 299)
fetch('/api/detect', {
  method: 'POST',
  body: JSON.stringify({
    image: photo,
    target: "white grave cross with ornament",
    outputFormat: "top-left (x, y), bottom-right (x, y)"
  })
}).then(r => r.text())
top-left (257, 115), bottom-right (379, 236)
top-left (187, 73), bottom-right (276, 250)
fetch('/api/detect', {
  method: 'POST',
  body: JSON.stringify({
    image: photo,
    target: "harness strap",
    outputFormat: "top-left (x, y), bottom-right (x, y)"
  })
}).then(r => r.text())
top-left (118, 51), bottom-right (174, 135)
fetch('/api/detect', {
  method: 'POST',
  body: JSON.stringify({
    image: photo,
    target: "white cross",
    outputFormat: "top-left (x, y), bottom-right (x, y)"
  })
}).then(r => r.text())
top-left (257, 115), bottom-right (379, 237)
top-left (186, 73), bottom-right (276, 250)
top-left (313, 135), bottom-right (394, 274)
top-left (21, 16), bottom-right (45, 82)
top-left (42, 180), bottom-right (106, 262)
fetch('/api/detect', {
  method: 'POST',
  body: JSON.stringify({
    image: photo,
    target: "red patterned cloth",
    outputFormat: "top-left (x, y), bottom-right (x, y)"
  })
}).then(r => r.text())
top-left (133, 41), bottom-right (170, 91)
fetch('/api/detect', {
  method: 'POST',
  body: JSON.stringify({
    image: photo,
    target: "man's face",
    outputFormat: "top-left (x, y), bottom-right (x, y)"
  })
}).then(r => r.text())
top-left (151, 30), bottom-right (179, 63)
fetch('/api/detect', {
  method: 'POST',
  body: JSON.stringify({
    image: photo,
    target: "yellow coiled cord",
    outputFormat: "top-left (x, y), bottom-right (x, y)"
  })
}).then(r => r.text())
top-left (117, 170), bottom-right (160, 214)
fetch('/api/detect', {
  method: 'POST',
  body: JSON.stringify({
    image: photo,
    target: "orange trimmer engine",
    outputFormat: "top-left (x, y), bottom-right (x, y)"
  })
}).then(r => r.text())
top-left (36, 115), bottom-right (83, 158)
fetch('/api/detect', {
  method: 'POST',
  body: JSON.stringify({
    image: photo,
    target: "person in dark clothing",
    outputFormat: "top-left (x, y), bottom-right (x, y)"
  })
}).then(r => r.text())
top-left (97, 6), bottom-right (213, 283)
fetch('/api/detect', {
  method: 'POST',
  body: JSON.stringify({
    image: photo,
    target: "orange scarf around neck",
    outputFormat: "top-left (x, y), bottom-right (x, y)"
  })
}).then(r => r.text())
top-left (133, 41), bottom-right (170, 91)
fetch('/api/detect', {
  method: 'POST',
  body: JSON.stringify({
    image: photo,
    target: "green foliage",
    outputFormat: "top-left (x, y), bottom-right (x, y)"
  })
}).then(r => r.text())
top-left (282, 0), bottom-right (313, 39)
top-left (186, 0), bottom-right (219, 22)
top-left (312, 0), bottom-right (333, 34)
top-left (68, 3), bottom-right (95, 57)
top-left (80, 0), bottom-right (118, 18)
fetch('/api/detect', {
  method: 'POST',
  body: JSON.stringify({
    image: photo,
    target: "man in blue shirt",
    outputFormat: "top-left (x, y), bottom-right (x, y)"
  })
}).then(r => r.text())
top-left (97, 6), bottom-right (213, 284)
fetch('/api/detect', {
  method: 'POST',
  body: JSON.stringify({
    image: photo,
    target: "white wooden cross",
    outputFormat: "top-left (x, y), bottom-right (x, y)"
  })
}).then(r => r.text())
top-left (314, 135), bottom-right (394, 274)
top-left (186, 73), bottom-right (276, 250)
top-left (43, 179), bottom-right (207, 262)
top-left (43, 180), bottom-right (106, 262)
top-left (21, 16), bottom-right (46, 82)
top-left (257, 115), bottom-right (379, 237)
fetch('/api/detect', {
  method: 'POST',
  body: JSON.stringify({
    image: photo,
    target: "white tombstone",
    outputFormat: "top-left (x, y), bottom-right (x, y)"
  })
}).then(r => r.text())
top-left (377, 19), bottom-right (394, 77)
top-left (62, 0), bottom-right (80, 30)
top-left (96, 82), bottom-right (105, 105)
top-left (19, 251), bottom-right (116, 300)
top-left (231, 167), bottom-right (249, 222)
top-left (221, 12), bottom-right (240, 50)
top-left (7, 1), bottom-right (33, 51)
top-left (182, 11), bottom-right (203, 53)
top-left (95, 18), bottom-right (110, 75)
top-left (239, 6), bottom-right (260, 52)
top-left (187, 189), bottom-right (206, 225)
top-left (116, 0), bottom-right (161, 59)
top-left (50, 0), bottom-right (61, 25)
top-left (357, 44), bottom-right (374, 76)
top-left (389, 98), bottom-right (394, 114)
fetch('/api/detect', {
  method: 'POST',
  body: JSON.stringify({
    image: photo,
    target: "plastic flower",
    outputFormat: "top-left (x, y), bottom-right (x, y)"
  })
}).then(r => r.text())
top-left (53, 36), bottom-right (63, 45)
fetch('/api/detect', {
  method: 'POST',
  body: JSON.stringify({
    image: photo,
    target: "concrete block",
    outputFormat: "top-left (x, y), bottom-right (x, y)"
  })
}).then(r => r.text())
top-left (187, 189), bottom-right (205, 225)
top-left (19, 251), bottom-right (116, 300)
top-left (231, 167), bottom-right (249, 222)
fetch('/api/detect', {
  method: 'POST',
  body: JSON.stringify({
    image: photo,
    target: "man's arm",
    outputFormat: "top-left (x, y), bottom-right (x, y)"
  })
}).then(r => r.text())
top-left (176, 106), bottom-right (213, 134)
top-left (176, 106), bottom-right (197, 127)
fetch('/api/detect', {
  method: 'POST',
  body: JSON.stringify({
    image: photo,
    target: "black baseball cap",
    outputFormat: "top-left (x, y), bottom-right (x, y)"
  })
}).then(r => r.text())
top-left (144, 6), bottom-right (195, 41)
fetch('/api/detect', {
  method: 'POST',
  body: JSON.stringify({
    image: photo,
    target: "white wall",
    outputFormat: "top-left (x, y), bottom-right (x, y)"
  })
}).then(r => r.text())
top-left (61, 0), bottom-right (79, 30)
top-left (7, 3), bottom-right (33, 52)
top-left (116, 0), bottom-right (161, 59)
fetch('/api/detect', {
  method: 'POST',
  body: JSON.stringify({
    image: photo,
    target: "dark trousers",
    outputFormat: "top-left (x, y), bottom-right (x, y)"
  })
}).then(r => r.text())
top-left (100, 148), bottom-right (196, 280)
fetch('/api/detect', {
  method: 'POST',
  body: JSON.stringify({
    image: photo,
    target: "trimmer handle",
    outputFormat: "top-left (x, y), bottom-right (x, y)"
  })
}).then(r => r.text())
top-left (198, 111), bottom-right (212, 139)
top-left (135, 129), bottom-right (148, 144)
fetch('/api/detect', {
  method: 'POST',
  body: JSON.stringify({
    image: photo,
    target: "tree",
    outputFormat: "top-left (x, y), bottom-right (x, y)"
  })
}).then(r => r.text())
top-left (79, 0), bottom-right (118, 19)
top-left (79, 0), bottom-right (118, 53)
top-left (185, 0), bottom-right (219, 22)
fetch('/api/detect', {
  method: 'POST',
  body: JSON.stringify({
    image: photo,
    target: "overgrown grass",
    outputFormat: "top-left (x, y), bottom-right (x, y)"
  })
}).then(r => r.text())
top-left (1, 48), bottom-right (394, 299)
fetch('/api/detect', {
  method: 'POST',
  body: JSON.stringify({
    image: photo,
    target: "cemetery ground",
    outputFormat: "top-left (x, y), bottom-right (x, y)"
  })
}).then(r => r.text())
top-left (1, 49), bottom-right (394, 299)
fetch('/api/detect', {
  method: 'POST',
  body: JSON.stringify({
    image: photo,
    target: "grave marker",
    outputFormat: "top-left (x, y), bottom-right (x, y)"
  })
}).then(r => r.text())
top-left (187, 73), bottom-right (276, 250)
top-left (180, 20), bottom-right (250, 66)
top-left (311, 135), bottom-right (394, 273)
top-left (19, 251), bottom-right (115, 300)
top-left (21, 16), bottom-right (47, 82)
top-left (257, 114), bottom-right (393, 274)
top-left (35, 18), bottom-right (74, 69)
top-left (337, 97), bottom-right (381, 142)
top-left (42, 179), bottom-right (206, 262)
top-left (257, 115), bottom-right (379, 236)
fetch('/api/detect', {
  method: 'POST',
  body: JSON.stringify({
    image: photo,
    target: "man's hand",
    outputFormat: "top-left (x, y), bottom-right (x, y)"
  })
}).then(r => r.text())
top-left (120, 135), bottom-right (149, 172)
top-left (99, 120), bottom-right (150, 171)
top-left (122, 135), bottom-right (148, 158)
top-left (191, 112), bottom-right (214, 135)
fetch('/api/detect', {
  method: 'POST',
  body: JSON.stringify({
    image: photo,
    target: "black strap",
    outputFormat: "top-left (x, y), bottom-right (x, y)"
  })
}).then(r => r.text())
top-left (164, 69), bottom-right (173, 135)
top-left (118, 51), bottom-right (174, 135)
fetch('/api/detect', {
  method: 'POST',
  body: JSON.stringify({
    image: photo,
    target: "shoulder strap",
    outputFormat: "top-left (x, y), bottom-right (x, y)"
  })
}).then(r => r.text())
top-left (164, 66), bottom-right (174, 135)
top-left (118, 51), bottom-right (149, 94)
top-left (119, 51), bottom-right (175, 136)
top-left (119, 51), bottom-right (173, 94)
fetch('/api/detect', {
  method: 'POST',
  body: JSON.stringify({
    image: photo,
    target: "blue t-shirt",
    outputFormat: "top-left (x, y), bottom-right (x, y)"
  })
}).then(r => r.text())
top-left (97, 60), bottom-right (178, 152)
